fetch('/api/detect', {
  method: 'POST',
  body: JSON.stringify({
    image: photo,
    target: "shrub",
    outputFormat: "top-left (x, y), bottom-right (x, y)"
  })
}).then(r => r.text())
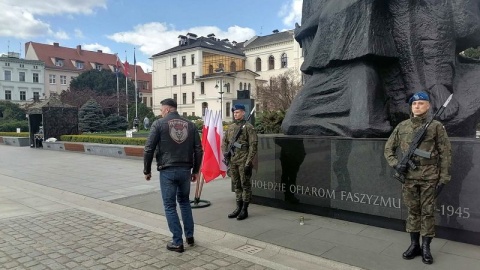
top-left (60, 135), bottom-right (146, 146)
top-left (0, 120), bottom-right (29, 132)
top-left (78, 99), bottom-right (105, 132)
top-left (103, 114), bottom-right (128, 131)
top-left (255, 110), bottom-right (285, 134)
top-left (0, 131), bottom-right (29, 137)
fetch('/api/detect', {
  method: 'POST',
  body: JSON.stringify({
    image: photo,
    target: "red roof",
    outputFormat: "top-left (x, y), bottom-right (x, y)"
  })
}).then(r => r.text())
top-left (25, 41), bottom-right (120, 72)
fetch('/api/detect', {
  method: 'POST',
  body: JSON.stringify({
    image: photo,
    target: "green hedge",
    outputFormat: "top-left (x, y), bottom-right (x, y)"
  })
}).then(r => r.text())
top-left (0, 132), bottom-right (29, 137)
top-left (60, 135), bottom-right (146, 146)
top-left (0, 120), bottom-right (28, 132)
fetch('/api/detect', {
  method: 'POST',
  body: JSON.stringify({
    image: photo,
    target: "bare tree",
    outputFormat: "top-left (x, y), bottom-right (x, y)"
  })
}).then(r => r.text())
top-left (255, 69), bottom-right (303, 111)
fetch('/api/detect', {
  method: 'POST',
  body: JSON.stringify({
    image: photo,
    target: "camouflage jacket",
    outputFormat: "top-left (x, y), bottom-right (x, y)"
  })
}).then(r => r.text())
top-left (223, 120), bottom-right (258, 166)
top-left (384, 114), bottom-right (452, 184)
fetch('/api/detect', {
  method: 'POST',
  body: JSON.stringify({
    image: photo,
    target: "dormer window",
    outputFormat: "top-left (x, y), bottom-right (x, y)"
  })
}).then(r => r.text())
top-left (96, 63), bottom-right (102, 71)
top-left (76, 61), bottom-right (84, 69)
top-left (55, 58), bottom-right (64, 67)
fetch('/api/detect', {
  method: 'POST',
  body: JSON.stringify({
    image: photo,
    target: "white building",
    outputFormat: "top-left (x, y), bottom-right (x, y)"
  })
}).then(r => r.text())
top-left (0, 52), bottom-right (45, 105)
top-left (151, 33), bottom-right (258, 119)
top-left (151, 30), bottom-right (303, 118)
top-left (243, 30), bottom-right (303, 81)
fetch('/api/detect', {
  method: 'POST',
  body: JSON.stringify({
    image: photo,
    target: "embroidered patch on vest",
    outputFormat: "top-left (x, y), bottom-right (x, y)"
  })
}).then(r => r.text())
top-left (168, 119), bottom-right (188, 144)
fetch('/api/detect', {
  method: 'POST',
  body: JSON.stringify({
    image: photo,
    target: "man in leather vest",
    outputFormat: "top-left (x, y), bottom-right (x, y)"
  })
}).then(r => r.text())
top-left (384, 91), bottom-right (452, 264)
top-left (143, 98), bottom-right (203, 253)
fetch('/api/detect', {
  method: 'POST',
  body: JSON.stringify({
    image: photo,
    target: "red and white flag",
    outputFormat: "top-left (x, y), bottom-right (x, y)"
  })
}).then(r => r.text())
top-left (201, 110), bottom-right (227, 182)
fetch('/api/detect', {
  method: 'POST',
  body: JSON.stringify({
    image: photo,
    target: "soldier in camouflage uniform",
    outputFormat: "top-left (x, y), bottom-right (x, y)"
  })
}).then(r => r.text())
top-left (384, 91), bottom-right (451, 265)
top-left (223, 104), bottom-right (258, 220)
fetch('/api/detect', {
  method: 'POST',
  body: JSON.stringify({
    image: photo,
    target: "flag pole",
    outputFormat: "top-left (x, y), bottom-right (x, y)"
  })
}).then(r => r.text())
top-left (134, 47), bottom-right (138, 119)
top-left (125, 51), bottom-right (129, 121)
top-left (191, 109), bottom-right (212, 208)
top-left (116, 53), bottom-right (120, 116)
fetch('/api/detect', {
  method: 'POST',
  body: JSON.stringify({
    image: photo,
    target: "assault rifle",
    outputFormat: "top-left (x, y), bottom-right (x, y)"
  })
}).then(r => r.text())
top-left (223, 106), bottom-right (256, 166)
top-left (393, 94), bottom-right (453, 183)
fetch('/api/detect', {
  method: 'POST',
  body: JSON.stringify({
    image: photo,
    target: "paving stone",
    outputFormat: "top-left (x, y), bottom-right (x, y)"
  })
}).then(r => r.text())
top-left (0, 209), bottom-right (273, 270)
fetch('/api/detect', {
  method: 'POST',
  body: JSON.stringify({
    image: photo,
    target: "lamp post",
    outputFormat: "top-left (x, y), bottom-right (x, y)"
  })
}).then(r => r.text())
top-left (215, 79), bottom-right (227, 118)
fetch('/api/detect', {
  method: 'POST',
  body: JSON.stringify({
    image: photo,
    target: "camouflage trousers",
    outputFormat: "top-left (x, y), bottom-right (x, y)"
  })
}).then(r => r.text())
top-left (402, 179), bottom-right (438, 237)
top-left (230, 163), bottom-right (252, 202)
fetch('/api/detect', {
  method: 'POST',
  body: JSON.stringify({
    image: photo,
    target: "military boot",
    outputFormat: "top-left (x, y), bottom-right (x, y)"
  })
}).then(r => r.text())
top-left (402, 232), bottom-right (421, 260)
top-left (237, 202), bottom-right (249, 220)
top-left (421, 236), bottom-right (433, 264)
top-left (228, 200), bottom-right (243, 218)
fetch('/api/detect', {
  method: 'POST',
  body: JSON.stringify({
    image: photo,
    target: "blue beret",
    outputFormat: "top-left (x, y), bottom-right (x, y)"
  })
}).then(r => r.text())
top-left (408, 91), bottom-right (430, 105)
top-left (232, 104), bottom-right (245, 112)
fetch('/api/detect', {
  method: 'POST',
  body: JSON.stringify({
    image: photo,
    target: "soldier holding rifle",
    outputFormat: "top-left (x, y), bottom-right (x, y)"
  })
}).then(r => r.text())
top-left (384, 91), bottom-right (452, 265)
top-left (223, 104), bottom-right (258, 220)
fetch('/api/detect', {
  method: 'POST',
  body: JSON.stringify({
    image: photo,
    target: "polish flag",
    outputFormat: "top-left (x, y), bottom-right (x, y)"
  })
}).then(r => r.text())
top-left (216, 113), bottom-right (227, 176)
top-left (201, 110), bottom-right (226, 182)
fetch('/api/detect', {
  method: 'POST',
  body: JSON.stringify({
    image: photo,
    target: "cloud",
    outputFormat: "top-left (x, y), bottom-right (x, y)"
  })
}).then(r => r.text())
top-left (279, 0), bottom-right (302, 27)
top-left (74, 29), bottom-right (85, 39)
top-left (107, 22), bottom-right (256, 57)
top-left (0, 0), bottom-right (106, 39)
top-left (82, 43), bottom-right (112, 54)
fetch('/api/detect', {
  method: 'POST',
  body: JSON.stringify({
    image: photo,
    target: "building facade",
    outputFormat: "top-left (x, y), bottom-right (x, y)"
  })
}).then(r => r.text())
top-left (151, 30), bottom-right (303, 118)
top-left (151, 33), bottom-right (258, 119)
top-left (24, 42), bottom-right (152, 108)
top-left (0, 52), bottom-right (45, 105)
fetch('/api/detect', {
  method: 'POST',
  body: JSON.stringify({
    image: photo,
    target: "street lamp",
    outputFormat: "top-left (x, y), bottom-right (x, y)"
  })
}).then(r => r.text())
top-left (215, 80), bottom-right (227, 118)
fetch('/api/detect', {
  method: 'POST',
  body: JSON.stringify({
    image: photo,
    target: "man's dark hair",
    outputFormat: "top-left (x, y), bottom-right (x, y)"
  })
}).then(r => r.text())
top-left (160, 98), bottom-right (177, 108)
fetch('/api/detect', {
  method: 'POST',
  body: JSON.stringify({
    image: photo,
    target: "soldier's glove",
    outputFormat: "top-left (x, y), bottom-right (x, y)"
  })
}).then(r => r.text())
top-left (245, 164), bottom-right (253, 177)
top-left (435, 183), bottom-right (445, 198)
top-left (395, 163), bottom-right (408, 174)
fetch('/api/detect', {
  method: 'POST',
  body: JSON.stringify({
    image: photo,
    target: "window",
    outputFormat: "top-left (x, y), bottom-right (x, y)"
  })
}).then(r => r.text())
top-left (5, 62), bottom-right (10, 66)
top-left (268, 55), bottom-right (275, 70)
top-left (71, 76), bottom-right (76, 81)
top-left (33, 65), bottom-right (38, 69)
top-left (191, 54), bottom-right (195, 65)
top-left (20, 64), bottom-right (24, 68)
top-left (208, 65), bottom-right (213, 74)
top-left (183, 112), bottom-right (187, 117)
top-left (5, 90), bottom-right (11, 100)
top-left (230, 61), bottom-right (236, 72)
top-left (173, 75), bottom-right (177, 86)
top-left (191, 72), bottom-right (195, 84)
top-left (192, 112), bottom-right (195, 116)
top-left (182, 56), bottom-right (186, 66)
top-left (143, 97), bottom-right (147, 104)
top-left (60, 75), bottom-right (67, 85)
top-left (33, 92), bottom-right (39, 101)
top-left (33, 73), bottom-right (39, 83)
top-left (172, 58), bottom-right (177, 68)
top-left (256, 58), bottom-right (261, 71)
top-left (20, 91), bottom-right (26, 101)
top-left (183, 93), bottom-right (187, 104)
top-left (192, 92), bottom-right (195, 104)
top-left (49, 74), bottom-right (56, 84)
top-left (226, 102), bottom-right (231, 117)
top-left (226, 83), bottom-right (231, 93)
top-left (201, 82), bottom-right (205, 94)
top-left (76, 61), bottom-right (84, 69)
top-left (19, 72), bottom-right (25, 82)
top-left (4, 70), bottom-right (11, 81)
top-left (281, 53), bottom-right (288, 68)
top-left (55, 58), bottom-right (64, 67)
top-left (96, 64), bottom-right (102, 71)
top-left (239, 82), bottom-right (242, 90)
top-left (248, 83), bottom-right (251, 91)
top-left (173, 94), bottom-right (177, 103)
top-left (219, 63), bottom-right (224, 70)
top-left (244, 83), bottom-right (247, 90)
top-left (182, 73), bottom-right (186, 84)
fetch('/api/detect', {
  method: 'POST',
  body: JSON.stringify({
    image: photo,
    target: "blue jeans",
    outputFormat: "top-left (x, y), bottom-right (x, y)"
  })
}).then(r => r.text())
top-left (159, 167), bottom-right (194, 246)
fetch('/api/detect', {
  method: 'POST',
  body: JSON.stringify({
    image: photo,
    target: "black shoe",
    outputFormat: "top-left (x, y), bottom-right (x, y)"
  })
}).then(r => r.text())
top-left (228, 200), bottom-right (243, 218)
top-left (402, 232), bottom-right (421, 260)
top-left (237, 202), bottom-right (249, 220)
top-left (421, 236), bottom-right (433, 264)
top-left (186, 237), bottom-right (195, 247)
top-left (166, 242), bottom-right (184, 253)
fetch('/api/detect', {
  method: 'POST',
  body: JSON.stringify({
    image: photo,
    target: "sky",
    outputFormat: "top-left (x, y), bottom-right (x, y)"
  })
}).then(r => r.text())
top-left (0, 0), bottom-right (302, 73)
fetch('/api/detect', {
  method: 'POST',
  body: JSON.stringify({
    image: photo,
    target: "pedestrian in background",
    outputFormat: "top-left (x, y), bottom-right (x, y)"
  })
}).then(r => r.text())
top-left (223, 104), bottom-right (258, 220)
top-left (384, 91), bottom-right (452, 264)
top-left (143, 98), bottom-right (203, 253)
